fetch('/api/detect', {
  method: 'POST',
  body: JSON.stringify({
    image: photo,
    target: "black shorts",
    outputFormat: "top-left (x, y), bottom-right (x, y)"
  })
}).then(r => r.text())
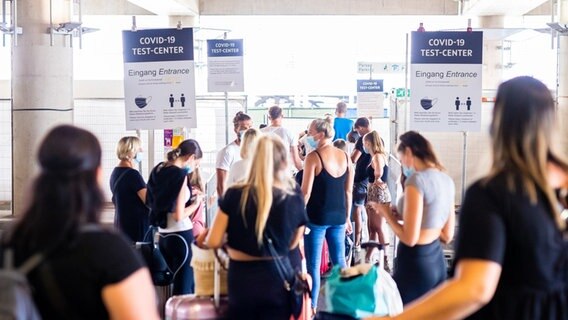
top-left (352, 181), bottom-right (368, 206)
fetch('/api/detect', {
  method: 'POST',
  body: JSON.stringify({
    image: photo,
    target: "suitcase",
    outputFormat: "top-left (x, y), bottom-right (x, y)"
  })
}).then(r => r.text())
top-left (165, 249), bottom-right (228, 319)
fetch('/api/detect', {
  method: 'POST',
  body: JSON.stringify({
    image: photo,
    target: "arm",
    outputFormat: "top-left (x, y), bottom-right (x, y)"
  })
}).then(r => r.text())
top-left (102, 268), bottom-right (160, 320)
top-left (136, 188), bottom-right (147, 204)
top-left (440, 201), bottom-right (456, 244)
top-left (172, 177), bottom-right (203, 222)
top-left (381, 186), bottom-right (423, 246)
top-left (345, 157), bottom-right (354, 220)
top-left (351, 148), bottom-right (361, 163)
top-left (289, 226), bottom-right (306, 250)
top-left (365, 259), bottom-right (501, 320)
top-left (205, 208), bottom-right (229, 249)
top-left (290, 145), bottom-right (303, 171)
top-left (216, 168), bottom-right (227, 197)
top-left (301, 153), bottom-right (317, 204)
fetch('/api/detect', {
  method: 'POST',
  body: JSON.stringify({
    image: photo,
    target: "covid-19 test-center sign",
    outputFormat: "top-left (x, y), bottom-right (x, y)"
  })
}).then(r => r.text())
top-left (122, 28), bottom-right (197, 130)
top-left (356, 79), bottom-right (384, 118)
top-left (207, 39), bottom-right (244, 92)
top-left (410, 31), bottom-right (483, 132)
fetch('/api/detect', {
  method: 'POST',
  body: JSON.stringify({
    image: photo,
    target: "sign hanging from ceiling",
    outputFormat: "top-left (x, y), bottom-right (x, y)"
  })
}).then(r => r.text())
top-left (410, 31), bottom-right (483, 132)
top-left (207, 39), bottom-right (244, 92)
top-left (122, 28), bottom-right (197, 130)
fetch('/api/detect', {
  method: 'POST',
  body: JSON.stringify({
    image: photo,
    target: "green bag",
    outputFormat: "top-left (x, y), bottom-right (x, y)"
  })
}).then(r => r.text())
top-left (324, 264), bottom-right (378, 318)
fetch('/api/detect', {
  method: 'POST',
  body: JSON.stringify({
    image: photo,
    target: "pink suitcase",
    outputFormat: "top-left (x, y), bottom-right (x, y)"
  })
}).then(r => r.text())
top-left (165, 251), bottom-right (228, 319)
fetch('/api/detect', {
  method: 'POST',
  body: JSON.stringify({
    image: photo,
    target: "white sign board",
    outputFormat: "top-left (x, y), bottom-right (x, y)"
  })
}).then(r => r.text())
top-left (122, 28), bottom-right (197, 130)
top-left (357, 62), bottom-right (406, 74)
top-left (356, 79), bottom-right (384, 118)
top-left (207, 39), bottom-right (244, 92)
top-left (410, 31), bottom-right (483, 132)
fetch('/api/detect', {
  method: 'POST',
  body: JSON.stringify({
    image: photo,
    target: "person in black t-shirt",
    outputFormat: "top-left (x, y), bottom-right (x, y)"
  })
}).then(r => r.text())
top-left (110, 136), bottom-right (149, 243)
top-left (365, 77), bottom-right (568, 320)
top-left (351, 117), bottom-right (372, 249)
top-left (3, 125), bottom-right (158, 320)
top-left (203, 135), bottom-right (308, 320)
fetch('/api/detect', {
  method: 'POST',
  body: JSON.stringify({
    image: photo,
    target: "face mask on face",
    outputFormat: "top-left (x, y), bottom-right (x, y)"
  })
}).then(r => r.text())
top-left (306, 135), bottom-right (318, 149)
top-left (402, 166), bottom-right (415, 178)
top-left (184, 165), bottom-right (193, 175)
top-left (362, 146), bottom-right (369, 154)
top-left (134, 152), bottom-right (143, 163)
top-left (238, 130), bottom-right (246, 141)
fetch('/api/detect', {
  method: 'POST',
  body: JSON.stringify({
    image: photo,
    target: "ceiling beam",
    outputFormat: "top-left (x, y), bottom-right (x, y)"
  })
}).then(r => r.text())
top-left (199, 0), bottom-right (459, 15)
top-left (127, 0), bottom-right (199, 16)
top-left (82, 0), bottom-right (153, 15)
top-left (462, 0), bottom-right (548, 16)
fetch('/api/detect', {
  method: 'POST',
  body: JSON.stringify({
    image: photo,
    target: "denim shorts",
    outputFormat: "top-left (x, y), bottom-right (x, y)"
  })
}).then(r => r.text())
top-left (352, 181), bottom-right (368, 206)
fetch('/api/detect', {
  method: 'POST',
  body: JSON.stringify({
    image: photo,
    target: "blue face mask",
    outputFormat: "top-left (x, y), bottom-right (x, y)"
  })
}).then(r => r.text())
top-left (238, 130), bottom-right (246, 141)
top-left (306, 136), bottom-right (318, 149)
top-left (362, 146), bottom-right (369, 154)
top-left (402, 166), bottom-right (415, 177)
top-left (183, 165), bottom-right (193, 175)
top-left (134, 152), bottom-right (143, 163)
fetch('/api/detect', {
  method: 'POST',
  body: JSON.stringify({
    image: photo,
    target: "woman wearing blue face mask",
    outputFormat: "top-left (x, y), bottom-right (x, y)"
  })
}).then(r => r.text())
top-left (147, 139), bottom-right (204, 295)
top-left (301, 117), bottom-right (354, 313)
top-left (110, 136), bottom-right (150, 243)
top-left (369, 131), bottom-right (455, 305)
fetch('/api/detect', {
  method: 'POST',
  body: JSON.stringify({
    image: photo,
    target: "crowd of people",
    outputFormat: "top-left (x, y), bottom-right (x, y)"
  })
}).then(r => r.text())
top-left (1, 76), bottom-right (567, 319)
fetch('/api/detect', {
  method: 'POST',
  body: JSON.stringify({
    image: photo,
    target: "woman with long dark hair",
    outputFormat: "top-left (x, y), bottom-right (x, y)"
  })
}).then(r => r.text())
top-left (366, 77), bottom-right (568, 319)
top-left (204, 135), bottom-right (308, 319)
top-left (369, 130), bottom-right (455, 305)
top-left (147, 139), bottom-right (204, 295)
top-left (4, 125), bottom-right (158, 319)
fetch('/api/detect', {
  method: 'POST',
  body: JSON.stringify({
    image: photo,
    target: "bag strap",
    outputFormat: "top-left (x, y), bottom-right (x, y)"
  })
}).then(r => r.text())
top-left (264, 235), bottom-right (292, 291)
top-left (111, 168), bottom-right (131, 197)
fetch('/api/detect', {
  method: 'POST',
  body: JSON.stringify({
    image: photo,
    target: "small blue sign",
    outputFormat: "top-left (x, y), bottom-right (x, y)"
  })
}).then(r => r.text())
top-left (357, 80), bottom-right (384, 92)
top-left (411, 31), bottom-right (482, 64)
top-left (122, 28), bottom-right (194, 63)
top-left (207, 39), bottom-right (243, 57)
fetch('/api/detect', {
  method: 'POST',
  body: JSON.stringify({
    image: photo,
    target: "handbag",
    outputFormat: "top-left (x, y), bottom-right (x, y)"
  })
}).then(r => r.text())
top-left (134, 227), bottom-right (179, 286)
top-left (265, 236), bottom-right (311, 320)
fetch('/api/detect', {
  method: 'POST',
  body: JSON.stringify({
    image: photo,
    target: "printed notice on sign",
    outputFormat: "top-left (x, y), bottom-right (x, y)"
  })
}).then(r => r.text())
top-left (357, 79), bottom-right (384, 118)
top-left (410, 31), bottom-right (483, 132)
top-left (122, 28), bottom-right (197, 130)
top-left (207, 39), bottom-right (244, 92)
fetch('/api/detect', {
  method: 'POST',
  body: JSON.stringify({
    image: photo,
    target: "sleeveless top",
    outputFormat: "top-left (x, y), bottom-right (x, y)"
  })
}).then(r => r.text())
top-left (366, 154), bottom-right (389, 184)
top-left (306, 150), bottom-right (349, 225)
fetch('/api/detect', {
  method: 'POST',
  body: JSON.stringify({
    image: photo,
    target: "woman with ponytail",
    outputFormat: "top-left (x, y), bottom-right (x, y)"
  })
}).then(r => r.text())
top-left (146, 139), bottom-right (204, 295)
top-left (367, 77), bottom-right (568, 320)
top-left (4, 125), bottom-right (158, 319)
top-left (204, 135), bottom-right (308, 319)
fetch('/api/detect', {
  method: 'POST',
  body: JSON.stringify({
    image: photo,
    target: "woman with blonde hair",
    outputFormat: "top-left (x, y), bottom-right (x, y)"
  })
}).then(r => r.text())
top-left (110, 136), bottom-right (149, 243)
top-left (363, 130), bottom-right (391, 269)
top-left (367, 76), bottom-right (568, 319)
top-left (301, 117), bottom-right (354, 312)
top-left (227, 127), bottom-right (261, 186)
top-left (204, 135), bottom-right (308, 319)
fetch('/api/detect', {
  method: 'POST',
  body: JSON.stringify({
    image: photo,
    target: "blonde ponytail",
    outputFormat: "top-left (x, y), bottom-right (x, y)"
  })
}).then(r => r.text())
top-left (240, 136), bottom-right (274, 245)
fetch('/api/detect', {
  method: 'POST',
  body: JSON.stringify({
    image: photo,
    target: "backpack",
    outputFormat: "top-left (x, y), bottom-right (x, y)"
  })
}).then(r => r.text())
top-left (0, 249), bottom-right (44, 319)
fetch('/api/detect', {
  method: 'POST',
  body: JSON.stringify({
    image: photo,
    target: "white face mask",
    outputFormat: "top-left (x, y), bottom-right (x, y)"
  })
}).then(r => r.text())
top-left (134, 152), bottom-right (143, 163)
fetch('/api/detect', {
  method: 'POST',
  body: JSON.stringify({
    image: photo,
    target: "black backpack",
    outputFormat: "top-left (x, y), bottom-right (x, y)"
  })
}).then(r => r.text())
top-left (0, 249), bottom-right (44, 319)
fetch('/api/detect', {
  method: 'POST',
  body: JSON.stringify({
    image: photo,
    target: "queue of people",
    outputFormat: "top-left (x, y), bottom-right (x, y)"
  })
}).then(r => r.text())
top-left (1, 76), bottom-right (567, 319)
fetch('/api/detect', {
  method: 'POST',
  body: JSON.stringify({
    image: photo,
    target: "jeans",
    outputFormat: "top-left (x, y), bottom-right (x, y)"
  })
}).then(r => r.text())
top-left (304, 223), bottom-right (346, 308)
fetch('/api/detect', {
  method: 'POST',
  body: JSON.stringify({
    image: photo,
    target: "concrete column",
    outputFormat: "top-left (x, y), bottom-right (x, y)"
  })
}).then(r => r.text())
top-left (558, 0), bottom-right (568, 154)
top-left (12, 0), bottom-right (73, 215)
top-left (479, 16), bottom-right (505, 92)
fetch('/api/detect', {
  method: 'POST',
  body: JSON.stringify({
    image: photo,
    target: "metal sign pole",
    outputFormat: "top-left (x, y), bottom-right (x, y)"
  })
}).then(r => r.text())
top-left (223, 32), bottom-right (229, 145)
top-left (461, 131), bottom-right (468, 203)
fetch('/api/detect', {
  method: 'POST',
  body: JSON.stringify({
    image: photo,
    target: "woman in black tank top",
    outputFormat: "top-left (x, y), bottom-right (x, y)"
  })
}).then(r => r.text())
top-left (301, 118), bottom-right (354, 312)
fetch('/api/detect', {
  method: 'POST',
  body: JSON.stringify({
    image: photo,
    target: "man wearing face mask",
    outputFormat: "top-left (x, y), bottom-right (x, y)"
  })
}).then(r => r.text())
top-left (110, 136), bottom-right (149, 243)
top-left (350, 117), bottom-right (372, 252)
top-left (216, 111), bottom-right (253, 197)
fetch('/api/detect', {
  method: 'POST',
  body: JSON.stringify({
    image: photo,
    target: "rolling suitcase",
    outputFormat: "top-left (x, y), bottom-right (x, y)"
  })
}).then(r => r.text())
top-left (165, 248), bottom-right (228, 320)
top-left (320, 240), bottom-right (331, 275)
